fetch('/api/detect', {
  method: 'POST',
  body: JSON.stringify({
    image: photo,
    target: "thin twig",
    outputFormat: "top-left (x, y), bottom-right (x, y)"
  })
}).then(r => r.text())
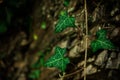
top-left (84, 0), bottom-right (88, 80)
top-left (63, 68), bottom-right (83, 78)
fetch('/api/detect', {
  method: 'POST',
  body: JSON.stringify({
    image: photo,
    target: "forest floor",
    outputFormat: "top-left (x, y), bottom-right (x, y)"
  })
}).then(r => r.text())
top-left (0, 0), bottom-right (120, 80)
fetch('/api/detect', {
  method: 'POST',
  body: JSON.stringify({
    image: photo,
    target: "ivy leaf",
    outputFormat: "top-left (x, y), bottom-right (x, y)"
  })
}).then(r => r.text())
top-left (45, 46), bottom-right (70, 72)
top-left (55, 12), bottom-right (75, 33)
top-left (0, 22), bottom-right (7, 34)
top-left (6, 8), bottom-right (13, 24)
top-left (91, 29), bottom-right (115, 52)
top-left (31, 57), bottom-right (44, 68)
top-left (64, 0), bottom-right (70, 7)
top-left (31, 51), bottom-right (45, 68)
top-left (96, 29), bottom-right (107, 39)
top-left (33, 33), bottom-right (38, 40)
top-left (29, 70), bottom-right (41, 79)
top-left (41, 22), bottom-right (46, 29)
top-left (91, 39), bottom-right (115, 52)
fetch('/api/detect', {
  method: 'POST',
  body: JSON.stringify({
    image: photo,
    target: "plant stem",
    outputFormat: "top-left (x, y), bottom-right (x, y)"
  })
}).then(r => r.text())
top-left (63, 68), bottom-right (83, 78)
top-left (84, 0), bottom-right (88, 80)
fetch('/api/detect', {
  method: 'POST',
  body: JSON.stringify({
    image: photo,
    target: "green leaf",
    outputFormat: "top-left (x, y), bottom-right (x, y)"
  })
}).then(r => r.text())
top-left (41, 22), bottom-right (46, 29)
top-left (36, 51), bottom-right (43, 56)
top-left (45, 46), bottom-right (70, 72)
top-left (6, 8), bottom-right (13, 24)
top-left (60, 11), bottom-right (67, 16)
top-left (96, 29), bottom-right (107, 39)
top-left (31, 51), bottom-right (45, 68)
top-left (64, 0), bottom-right (70, 7)
top-left (0, 22), bottom-right (7, 34)
top-left (55, 12), bottom-right (75, 33)
top-left (31, 57), bottom-right (44, 68)
top-left (29, 70), bottom-right (41, 79)
top-left (33, 33), bottom-right (38, 40)
top-left (91, 39), bottom-right (115, 52)
top-left (91, 29), bottom-right (115, 52)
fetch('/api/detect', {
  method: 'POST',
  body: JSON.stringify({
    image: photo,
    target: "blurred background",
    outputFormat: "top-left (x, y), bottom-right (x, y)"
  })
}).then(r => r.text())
top-left (0, 0), bottom-right (120, 80)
